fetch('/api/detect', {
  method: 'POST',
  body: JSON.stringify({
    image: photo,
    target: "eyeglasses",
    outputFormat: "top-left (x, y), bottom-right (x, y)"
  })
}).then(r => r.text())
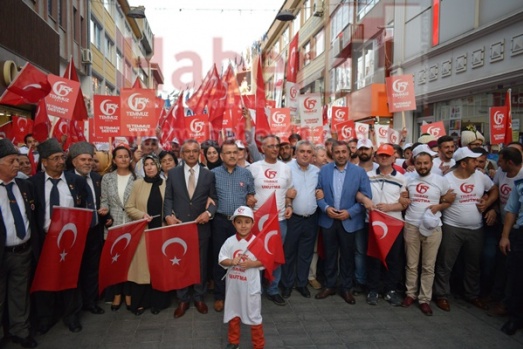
top-left (265, 144), bottom-right (280, 149)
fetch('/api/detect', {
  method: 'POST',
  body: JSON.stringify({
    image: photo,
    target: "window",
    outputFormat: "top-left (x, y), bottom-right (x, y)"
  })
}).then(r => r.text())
top-left (303, 0), bottom-right (311, 22)
top-left (92, 76), bottom-right (102, 95)
top-left (358, 0), bottom-right (380, 20)
top-left (58, 0), bottom-right (64, 27)
top-left (105, 36), bottom-right (115, 63)
top-left (116, 50), bottom-right (123, 72)
top-left (303, 41), bottom-right (311, 66)
top-left (48, 0), bottom-right (53, 18)
top-left (292, 10), bottom-right (301, 37)
top-left (282, 27), bottom-right (290, 48)
top-left (315, 30), bottom-right (325, 56)
top-left (355, 40), bottom-right (377, 89)
top-left (105, 83), bottom-right (115, 95)
top-left (90, 18), bottom-right (102, 49)
top-left (73, 8), bottom-right (79, 42)
top-left (80, 16), bottom-right (86, 47)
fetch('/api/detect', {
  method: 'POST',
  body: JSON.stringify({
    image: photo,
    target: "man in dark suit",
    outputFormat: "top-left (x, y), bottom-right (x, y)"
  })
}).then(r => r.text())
top-left (0, 139), bottom-right (39, 348)
top-left (68, 142), bottom-right (106, 315)
top-left (29, 138), bottom-right (89, 334)
top-left (164, 139), bottom-right (218, 318)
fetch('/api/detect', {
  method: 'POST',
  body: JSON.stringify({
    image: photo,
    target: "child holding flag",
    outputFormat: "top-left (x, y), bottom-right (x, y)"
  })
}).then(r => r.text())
top-left (219, 206), bottom-right (265, 349)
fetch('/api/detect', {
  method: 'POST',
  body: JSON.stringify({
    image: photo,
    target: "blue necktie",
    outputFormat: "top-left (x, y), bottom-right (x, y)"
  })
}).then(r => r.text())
top-left (2, 183), bottom-right (26, 240)
top-left (49, 178), bottom-right (60, 215)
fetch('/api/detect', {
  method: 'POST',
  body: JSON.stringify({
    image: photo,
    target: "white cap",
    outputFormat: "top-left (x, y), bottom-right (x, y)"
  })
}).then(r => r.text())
top-left (235, 140), bottom-right (246, 149)
top-left (357, 138), bottom-right (373, 150)
top-left (18, 145), bottom-right (29, 155)
top-left (95, 143), bottom-right (110, 151)
top-left (171, 137), bottom-right (180, 144)
top-left (402, 143), bottom-right (413, 151)
top-left (453, 147), bottom-right (482, 162)
top-left (230, 206), bottom-right (254, 221)
top-left (419, 209), bottom-right (441, 237)
top-left (412, 144), bottom-right (437, 158)
top-left (142, 136), bottom-right (158, 142)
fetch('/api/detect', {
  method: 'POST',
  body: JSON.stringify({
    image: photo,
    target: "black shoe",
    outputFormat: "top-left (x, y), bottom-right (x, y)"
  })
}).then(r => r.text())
top-left (67, 322), bottom-right (82, 333)
top-left (12, 335), bottom-right (38, 348)
top-left (267, 293), bottom-right (286, 306)
top-left (35, 324), bottom-right (51, 336)
top-left (83, 305), bottom-right (105, 315)
top-left (296, 286), bottom-right (311, 298)
top-left (134, 307), bottom-right (145, 316)
top-left (111, 303), bottom-right (121, 311)
top-left (282, 288), bottom-right (292, 298)
top-left (501, 320), bottom-right (523, 336)
top-left (151, 308), bottom-right (160, 315)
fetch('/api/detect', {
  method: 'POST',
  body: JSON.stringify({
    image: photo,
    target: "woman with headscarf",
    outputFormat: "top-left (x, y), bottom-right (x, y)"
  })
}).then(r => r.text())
top-left (202, 140), bottom-right (222, 170)
top-left (99, 145), bottom-right (138, 311)
top-left (125, 154), bottom-right (169, 315)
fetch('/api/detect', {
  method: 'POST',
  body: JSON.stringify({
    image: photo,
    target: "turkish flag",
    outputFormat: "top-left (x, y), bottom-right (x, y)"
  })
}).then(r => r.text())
top-left (367, 210), bottom-right (404, 269)
top-left (145, 222), bottom-right (201, 292)
top-left (98, 218), bottom-right (148, 295)
top-left (161, 92), bottom-right (186, 147)
top-left (186, 66), bottom-right (215, 115)
top-left (4, 63), bottom-right (51, 105)
top-left (10, 116), bottom-right (34, 145)
top-left (33, 99), bottom-right (51, 142)
top-left (504, 89), bottom-right (513, 144)
top-left (249, 193), bottom-right (285, 281)
top-left (253, 56), bottom-right (271, 143)
top-left (286, 33), bottom-right (299, 83)
top-left (62, 58), bottom-right (89, 121)
top-left (0, 121), bottom-right (13, 141)
top-left (31, 207), bottom-right (93, 292)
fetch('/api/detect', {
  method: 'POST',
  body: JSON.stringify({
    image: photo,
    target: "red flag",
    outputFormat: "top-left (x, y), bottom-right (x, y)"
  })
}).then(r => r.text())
top-left (212, 64), bottom-right (242, 140)
top-left (0, 121), bottom-right (13, 141)
top-left (161, 93), bottom-right (186, 146)
top-left (254, 56), bottom-right (271, 143)
top-left (32, 99), bottom-right (51, 142)
top-left (504, 89), bottom-right (513, 144)
top-left (62, 57), bottom-right (89, 121)
top-left (132, 78), bottom-right (143, 89)
top-left (145, 222), bottom-right (201, 291)
top-left (10, 116), bottom-right (34, 146)
top-left (286, 33), bottom-right (299, 83)
top-left (367, 210), bottom-right (404, 269)
top-left (45, 74), bottom-right (81, 121)
top-left (98, 218), bottom-right (148, 295)
top-left (249, 193), bottom-right (285, 281)
top-left (31, 207), bottom-right (93, 292)
top-left (5, 63), bottom-right (51, 104)
top-left (186, 66), bottom-right (215, 115)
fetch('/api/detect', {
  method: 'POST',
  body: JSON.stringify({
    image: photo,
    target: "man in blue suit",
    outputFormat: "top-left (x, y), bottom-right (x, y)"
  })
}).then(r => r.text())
top-left (315, 140), bottom-right (372, 304)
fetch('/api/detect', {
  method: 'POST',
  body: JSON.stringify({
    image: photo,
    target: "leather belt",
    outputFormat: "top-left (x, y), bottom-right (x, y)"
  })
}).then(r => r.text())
top-left (292, 213), bottom-right (316, 219)
top-left (5, 240), bottom-right (31, 253)
top-left (216, 212), bottom-right (233, 220)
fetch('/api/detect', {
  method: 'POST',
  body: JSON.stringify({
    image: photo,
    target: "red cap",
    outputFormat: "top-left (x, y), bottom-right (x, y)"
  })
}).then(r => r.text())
top-left (376, 144), bottom-right (395, 156)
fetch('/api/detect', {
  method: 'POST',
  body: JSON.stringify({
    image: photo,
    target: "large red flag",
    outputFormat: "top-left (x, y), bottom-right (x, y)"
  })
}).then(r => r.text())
top-left (11, 116), bottom-right (33, 145)
top-left (504, 89), bottom-right (513, 144)
top-left (98, 218), bottom-right (148, 295)
top-left (4, 63), bottom-right (51, 104)
top-left (249, 192), bottom-right (285, 281)
top-left (62, 57), bottom-right (89, 121)
top-left (161, 93), bottom-right (186, 146)
top-left (186, 66), bottom-right (215, 115)
top-left (31, 207), bottom-right (93, 292)
top-left (254, 56), bottom-right (271, 142)
top-left (286, 33), bottom-right (299, 83)
top-left (32, 99), bottom-right (51, 142)
top-left (145, 222), bottom-right (200, 291)
top-left (367, 210), bottom-right (404, 269)
top-left (0, 121), bottom-right (13, 141)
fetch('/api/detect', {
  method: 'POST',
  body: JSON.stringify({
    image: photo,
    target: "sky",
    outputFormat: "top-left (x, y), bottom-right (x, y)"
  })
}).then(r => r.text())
top-left (136, 0), bottom-right (284, 96)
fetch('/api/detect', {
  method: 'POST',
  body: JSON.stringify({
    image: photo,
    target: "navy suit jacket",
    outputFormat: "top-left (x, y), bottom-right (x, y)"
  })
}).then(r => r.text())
top-left (316, 162), bottom-right (372, 232)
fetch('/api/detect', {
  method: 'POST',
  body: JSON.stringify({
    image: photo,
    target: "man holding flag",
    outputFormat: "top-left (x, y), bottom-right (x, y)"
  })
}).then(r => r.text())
top-left (29, 138), bottom-right (90, 334)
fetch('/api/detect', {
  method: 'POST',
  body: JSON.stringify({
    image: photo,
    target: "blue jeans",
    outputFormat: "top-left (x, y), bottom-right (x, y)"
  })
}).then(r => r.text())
top-left (266, 220), bottom-right (287, 296)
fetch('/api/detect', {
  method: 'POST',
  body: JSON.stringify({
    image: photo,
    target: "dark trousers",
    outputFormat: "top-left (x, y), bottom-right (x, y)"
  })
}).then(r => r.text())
top-left (177, 230), bottom-right (210, 302)
top-left (506, 228), bottom-right (523, 324)
top-left (212, 214), bottom-right (237, 301)
top-left (33, 288), bottom-right (82, 328)
top-left (367, 230), bottom-right (404, 293)
top-left (0, 247), bottom-right (32, 338)
top-left (321, 220), bottom-right (356, 292)
top-left (282, 213), bottom-right (318, 288)
top-left (79, 225), bottom-right (103, 308)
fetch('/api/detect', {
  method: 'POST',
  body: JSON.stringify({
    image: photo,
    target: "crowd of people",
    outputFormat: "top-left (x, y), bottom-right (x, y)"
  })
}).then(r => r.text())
top-left (1, 119), bottom-right (523, 348)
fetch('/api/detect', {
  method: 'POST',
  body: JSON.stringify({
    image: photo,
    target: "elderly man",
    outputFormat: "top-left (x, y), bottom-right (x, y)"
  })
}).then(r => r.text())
top-left (68, 142), bottom-right (106, 315)
top-left (0, 140), bottom-right (39, 348)
top-left (434, 147), bottom-right (498, 312)
top-left (281, 140), bottom-right (319, 299)
top-left (29, 138), bottom-right (89, 334)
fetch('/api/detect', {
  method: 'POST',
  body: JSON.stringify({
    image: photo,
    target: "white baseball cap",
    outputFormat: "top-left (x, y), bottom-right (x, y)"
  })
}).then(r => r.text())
top-left (402, 143), bottom-right (413, 151)
top-left (453, 147), bottom-right (482, 162)
top-left (412, 144), bottom-right (437, 158)
top-left (235, 140), bottom-right (246, 149)
top-left (357, 138), bottom-right (373, 150)
top-left (142, 136), bottom-right (158, 142)
top-left (419, 209), bottom-right (441, 237)
top-left (230, 206), bottom-right (254, 221)
top-left (171, 137), bottom-right (180, 144)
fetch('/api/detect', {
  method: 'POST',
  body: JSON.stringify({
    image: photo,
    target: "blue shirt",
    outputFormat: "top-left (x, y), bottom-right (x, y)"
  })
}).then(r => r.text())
top-left (504, 178), bottom-right (523, 227)
top-left (287, 160), bottom-right (319, 216)
top-left (333, 164), bottom-right (348, 210)
top-left (212, 165), bottom-right (255, 216)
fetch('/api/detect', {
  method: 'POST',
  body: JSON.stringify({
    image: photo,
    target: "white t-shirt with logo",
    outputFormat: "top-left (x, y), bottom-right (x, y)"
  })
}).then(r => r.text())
top-left (368, 169), bottom-right (406, 221)
top-left (443, 171), bottom-right (494, 230)
top-left (405, 173), bottom-right (449, 227)
top-left (493, 167), bottom-right (523, 221)
top-left (248, 160), bottom-right (293, 221)
top-left (432, 157), bottom-right (456, 176)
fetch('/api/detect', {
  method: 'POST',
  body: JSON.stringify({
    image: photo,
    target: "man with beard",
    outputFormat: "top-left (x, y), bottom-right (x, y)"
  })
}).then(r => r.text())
top-left (402, 145), bottom-right (453, 316)
top-left (348, 138), bottom-right (359, 164)
top-left (279, 142), bottom-right (294, 163)
top-left (356, 138), bottom-right (378, 173)
top-left (432, 136), bottom-right (456, 176)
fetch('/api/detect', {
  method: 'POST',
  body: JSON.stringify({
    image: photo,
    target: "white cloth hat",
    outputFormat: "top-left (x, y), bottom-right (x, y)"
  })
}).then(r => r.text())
top-left (453, 147), bottom-right (482, 162)
top-left (412, 144), bottom-right (437, 158)
top-left (235, 140), bottom-right (246, 149)
top-left (419, 209), bottom-right (441, 237)
top-left (230, 206), bottom-right (254, 221)
top-left (18, 145), bottom-right (29, 155)
top-left (357, 138), bottom-right (373, 150)
top-left (142, 136), bottom-right (158, 142)
top-left (171, 137), bottom-right (180, 144)
top-left (402, 143), bottom-right (413, 151)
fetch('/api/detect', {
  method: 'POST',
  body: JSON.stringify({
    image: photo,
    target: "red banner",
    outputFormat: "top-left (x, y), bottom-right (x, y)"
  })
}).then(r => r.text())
top-left (93, 95), bottom-right (121, 138)
top-left (120, 88), bottom-right (157, 136)
top-left (98, 219), bottom-right (148, 295)
top-left (268, 108), bottom-right (291, 139)
top-left (45, 74), bottom-right (81, 121)
top-left (185, 114), bottom-right (209, 143)
top-left (336, 120), bottom-right (356, 141)
top-left (385, 75), bottom-right (416, 112)
top-left (300, 126), bottom-right (324, 145)
top-left (145, 222), bottom-right (201, 291)
top-left (367, 210), bottom-right (404, 269)
top-left (489, 106), bottom-right (508, 145)
top-left (286, 33), bottom-right (299, 83)
top-left (31, 207), bottom-right (93, 292)
top-left (331, 106), bottom-right (349, 132)
top-left (421, 121), bottom-right (446, 138)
